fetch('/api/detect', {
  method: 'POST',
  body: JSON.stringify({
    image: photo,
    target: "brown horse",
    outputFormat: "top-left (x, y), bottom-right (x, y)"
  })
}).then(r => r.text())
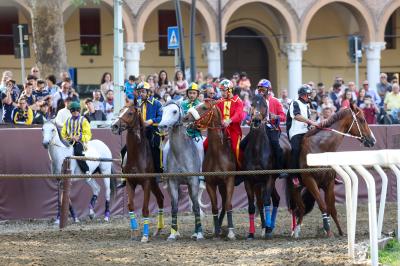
top-left (183, 99), bottom-right (237, 240)
top-left (288, 103), bottom-right (376, 238)
top-left (111, 104), bottom-right (165, 243)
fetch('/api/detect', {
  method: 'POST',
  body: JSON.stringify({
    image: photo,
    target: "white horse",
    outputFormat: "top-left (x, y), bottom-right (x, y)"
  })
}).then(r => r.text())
top-left (42, 121), bottom-right (114, 222)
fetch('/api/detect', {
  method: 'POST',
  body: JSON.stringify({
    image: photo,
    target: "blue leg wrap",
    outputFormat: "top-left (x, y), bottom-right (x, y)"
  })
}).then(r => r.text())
top-left (129, 211), bottom-right (138, 230)
top-left (271, 207), bottom-right (278, 230)
top-left (264, 205), bottom-right (271, 228)
top-left (143, 218), bottom-right (150, 236)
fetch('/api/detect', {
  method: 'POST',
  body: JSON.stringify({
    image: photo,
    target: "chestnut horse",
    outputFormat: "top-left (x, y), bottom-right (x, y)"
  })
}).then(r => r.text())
top-left (111, 104), bottom-right (165, 243)
top-left (183, 99), bottom-right (237, 240)
top-left (288, 103), bottom-right (376, 238)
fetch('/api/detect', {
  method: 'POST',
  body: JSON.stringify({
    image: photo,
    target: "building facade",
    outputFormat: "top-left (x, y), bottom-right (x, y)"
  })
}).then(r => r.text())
top-left (1, 0), bottom-right (400, 97)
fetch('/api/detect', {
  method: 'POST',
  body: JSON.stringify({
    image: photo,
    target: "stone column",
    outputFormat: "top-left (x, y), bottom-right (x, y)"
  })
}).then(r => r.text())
top-left (202, 42), bottom-right (227, 78)
top-left (364, 42), bottom-right (386, 91)
top-left (124, 42), bottom-right (145, 78)
top-left (286, 43), bottom-right (307, 99)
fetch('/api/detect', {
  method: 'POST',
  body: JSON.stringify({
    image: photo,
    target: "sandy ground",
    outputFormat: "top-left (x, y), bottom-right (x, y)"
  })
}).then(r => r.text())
top-left (0, 204), bottom-right (397, 266)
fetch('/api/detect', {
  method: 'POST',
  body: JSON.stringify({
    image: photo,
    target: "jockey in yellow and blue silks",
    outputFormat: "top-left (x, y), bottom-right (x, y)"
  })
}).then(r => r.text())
top-left (61, 101), bottom-right (92, 174)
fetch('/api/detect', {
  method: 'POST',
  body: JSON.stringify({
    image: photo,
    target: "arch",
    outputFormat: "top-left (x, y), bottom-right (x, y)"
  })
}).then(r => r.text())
top-left (299, 0), bottom-right (375, 43)
top-left (62, 0), bottom-right (135, 42)
top-left (378, 0), bottom-right (400, 42)
top-left (136, 0), bottom-right (217, 43)
top-left (222, 0), bottom-right (298, 43)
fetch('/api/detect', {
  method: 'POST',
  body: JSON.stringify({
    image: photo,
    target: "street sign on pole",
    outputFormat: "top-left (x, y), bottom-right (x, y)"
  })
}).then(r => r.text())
top-left (168, 26), bottom-right (179, 50)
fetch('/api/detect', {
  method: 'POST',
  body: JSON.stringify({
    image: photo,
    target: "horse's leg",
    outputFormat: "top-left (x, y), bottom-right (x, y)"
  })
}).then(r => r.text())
top-left (217, 183), bottom-right (227, 228)
top-left (325, 179), bottom-right (343, 236)
top-left (225, 177), bottom-right (235, 240)
top-left (188, 177), bottom-right (204, 240)
top-left (303, 176), bottom-right (333, 237)
top-left (167, 180), bottom-right (180, 241)
top-left (263, 176), bottom-right (277, 238)
top-left (103, 177), bottom-right (111, 221)
top-left (271, 184), bottom-right (280, 231)
top-left (127, 181), bottom-right (139, 241)
top-left (141, 181), bottom-right (151, 243)
top-left (206, 182), bottom-right (220, 237)
top-left (244, 179), bottom-right (256, 240)
top-left (86, 178), bottom-right (100, 220)
top-left (255, 184), bottom-right (265, 233)
top-left (150, 180), bottom-right (165, 236)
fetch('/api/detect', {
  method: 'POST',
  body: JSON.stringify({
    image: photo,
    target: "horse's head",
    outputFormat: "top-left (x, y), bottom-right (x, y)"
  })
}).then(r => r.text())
top-left (346, 103), bottom-right (376, 147)
top-left (111, 104), bottom-right (141, 135)
top-left (158, 101), bottom-right (183, 132)
top-left (182, 99), bottom-right (219, 129)
top-left (42, 121), bottom-right (57, 149)
top-left (250, 94), bottom-right (268, 128)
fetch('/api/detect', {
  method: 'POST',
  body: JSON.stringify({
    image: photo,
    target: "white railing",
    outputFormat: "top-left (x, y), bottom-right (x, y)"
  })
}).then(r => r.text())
top-left (307, 149), bottom-right (400, 266)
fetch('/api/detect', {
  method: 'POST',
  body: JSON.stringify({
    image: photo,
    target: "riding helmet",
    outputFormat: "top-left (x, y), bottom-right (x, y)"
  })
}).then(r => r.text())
top-left (68, 101), bottom-right (81, 111)
top-left (298, 85), bottom-right (312, 96)
top-left (137, 81), bottom-right (150, 91)
top-left (187, 82), bottom-right (199, 96)
top-left (219, 79), bottom-right (233, 91)
top-left (257, 79), bottom-right (271, 90)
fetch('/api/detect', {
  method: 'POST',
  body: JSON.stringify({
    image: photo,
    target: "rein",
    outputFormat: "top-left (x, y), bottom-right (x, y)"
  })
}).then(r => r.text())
top-left (194, 102), bottom-right (225, 131)
top-left (320, 110), bottom-right (364, 140)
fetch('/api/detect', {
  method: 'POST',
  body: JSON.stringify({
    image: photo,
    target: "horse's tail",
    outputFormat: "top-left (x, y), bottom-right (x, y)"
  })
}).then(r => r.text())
top-left (110, 166), bottom-right (118, 199)
top-left (301, 188), bottom-right (315, 216)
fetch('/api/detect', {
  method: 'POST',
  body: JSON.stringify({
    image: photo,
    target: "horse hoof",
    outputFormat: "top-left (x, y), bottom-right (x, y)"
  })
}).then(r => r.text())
top-left (326, 230), bottom-right (334, 238)
top-left (260, 230), bottom-right (265, 238)
top-left (54, 218), bottom-right (60, 225)
top-left (104, 216), bottom-right (110, 222)
top-left (167, 235), bottom-right (177, 241)
top-left (247, 233), bottom-right (255, 240)
top-left (89, 208), bottom-right (95, 220)
top-left (141, 235), bottom-right (149, 243)
top-left (191, 232), bottom-right (197, 239)
top-left (73, 218), bottom-right (80, 223)
top-left (227, 230), bottom-right (236, 240)
top-left (196, 232), bottom-right (205, 241)
top-left (131, 230), bottom-right (140, 240)
top-left (265, 232), bottom-right (273, 239)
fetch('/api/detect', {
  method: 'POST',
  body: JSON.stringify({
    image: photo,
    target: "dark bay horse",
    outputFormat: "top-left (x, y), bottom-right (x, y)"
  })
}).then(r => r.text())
top-left (183, 99), bottom-right (237, 240)
top-left (287, 103), bottom-right (376, 237)
top-left (240, 94), bottom-right (284, 239)
top-left (111, 104), bottom-right (165, 243)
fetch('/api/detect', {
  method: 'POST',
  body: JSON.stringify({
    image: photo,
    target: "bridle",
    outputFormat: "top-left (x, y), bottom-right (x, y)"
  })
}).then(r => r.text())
top-left (193, 100), bottom-right (223, 130)
top-left (163, 101), bottom-right (183, 127)
top-left (115, 106), bottom-right (142, 134)
top-left (321, 109), bottom-right (365, 141)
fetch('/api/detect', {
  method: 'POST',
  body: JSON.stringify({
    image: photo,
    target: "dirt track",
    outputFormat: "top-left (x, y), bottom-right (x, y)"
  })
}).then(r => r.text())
top-left (0, 204), bottom-right (397, 265)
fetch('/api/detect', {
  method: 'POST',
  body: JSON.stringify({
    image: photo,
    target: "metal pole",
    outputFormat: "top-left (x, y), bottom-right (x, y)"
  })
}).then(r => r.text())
top-left (218, 0), bottom-right (223, 78)
top-left (17, 25), bottom-right (25, 84)
top-left (189, 0), bottom-right (196, 82)
top-left (113, 0), bottom-right (124, 118)
top-left (175, 0), bottom-right (185, 74)
top-left (354, 36), bottom-right (359, 89)
top-left (60, 159), bottom-right (71, 229)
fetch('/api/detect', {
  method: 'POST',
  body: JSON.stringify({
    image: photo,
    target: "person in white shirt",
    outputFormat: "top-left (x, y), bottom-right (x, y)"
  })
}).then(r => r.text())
top-left (55, 97), bottom-right (73, 127)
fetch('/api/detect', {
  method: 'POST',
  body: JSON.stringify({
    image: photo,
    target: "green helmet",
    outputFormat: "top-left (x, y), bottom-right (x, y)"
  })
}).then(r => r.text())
top-left (68, 101), bottom-right (81, 111)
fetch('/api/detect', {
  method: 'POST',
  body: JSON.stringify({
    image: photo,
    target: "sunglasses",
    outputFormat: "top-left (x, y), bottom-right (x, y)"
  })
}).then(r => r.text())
top-left (33, 70), bottom-right (39, 72)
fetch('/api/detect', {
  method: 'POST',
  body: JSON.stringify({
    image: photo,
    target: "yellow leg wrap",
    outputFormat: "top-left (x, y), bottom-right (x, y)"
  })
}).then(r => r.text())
top-left (170, 227), bottom-right (177, 235)
top-left (157, 211), bottom-right (165, 229)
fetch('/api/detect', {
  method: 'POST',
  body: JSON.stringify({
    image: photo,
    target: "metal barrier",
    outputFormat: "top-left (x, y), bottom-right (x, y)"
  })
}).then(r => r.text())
top-left (307, 149), bottom-right (400, 266)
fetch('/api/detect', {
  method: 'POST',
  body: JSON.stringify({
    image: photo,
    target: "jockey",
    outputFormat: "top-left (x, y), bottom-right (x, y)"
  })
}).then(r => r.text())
top-left (216, 79), bottom-right (244, 165)
top-left (61, 101), bottom-right (92, 175)
top-left (287, 85), bottom-right (319, 187)
top-left (182, 82), bottom-right (205, 189)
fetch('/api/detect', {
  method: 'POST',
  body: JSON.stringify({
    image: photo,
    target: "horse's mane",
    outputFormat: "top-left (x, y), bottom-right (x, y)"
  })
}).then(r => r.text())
top-left (304, 108), bottom-right (351, 138)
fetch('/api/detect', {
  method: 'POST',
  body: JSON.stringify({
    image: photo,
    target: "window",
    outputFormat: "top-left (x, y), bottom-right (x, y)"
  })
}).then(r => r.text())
top-left (80, 8), bottom-right (101, 55)
top-left (0, 7), bottom-right (18, 55)
top-left (384, 12), bottom-right (396, 50)
top-left (158, 10), bottom-right (177, 56)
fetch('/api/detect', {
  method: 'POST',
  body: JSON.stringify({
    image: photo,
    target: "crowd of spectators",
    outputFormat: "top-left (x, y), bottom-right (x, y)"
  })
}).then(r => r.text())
top-left (1, 66), bottom-right (399, 127)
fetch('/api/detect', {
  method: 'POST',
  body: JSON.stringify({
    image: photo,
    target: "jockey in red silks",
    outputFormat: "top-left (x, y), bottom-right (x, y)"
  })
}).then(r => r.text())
top-left (203, 79), bottom-right (244, 166)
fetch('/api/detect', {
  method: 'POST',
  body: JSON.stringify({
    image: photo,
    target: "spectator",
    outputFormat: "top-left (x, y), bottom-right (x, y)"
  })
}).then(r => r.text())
top-left (1, 79), bottom-right (19, 123)
top-left (195, 71), bottom-right (204, 85)
top-left (57, 71), bottom-right (71, 87)
top-left (103, 90), bottom-right (114, 121)
top-left (30, 66), bottom-right (41, 79)
top-left (362, 80), bottom-right (381, 106)
top-left (100, 72), bottom-right (114, 100)
top-left (146, 74), bottom-right (156, 89)
top-left (173, 70), bottom-right (188, 99)
top-left (377, 73), bottom-right (392, 104)
top-left (391, 74), bottom-right (398, 85)
top-left (204, 85), bottom-right (218, 100)
top-left (356, 88), bottom-right (366, 107)
top-left (329, 82), bottom-right (342, 111)
top-left (138, 74), bottom-right (146, 83)
top-left (238, 72), bottom-right (251, 98)
top-left (340, 88), bottom-right (353, 110)
top-left (12, 96), bottom-right (33, 125)
top-left (55, 97), bottom-right (73, 127)
top-left (318, 107), bottom-right (334, 123)
top-left (316, 82), bottom-right (325, 104)
top-left (231, 72), bottom-right (240, 87)
top-left (125, 75), bottom-right (137, 103)
top-left (319, 94), bottom-right (336, 113)
top-left (20, 82), bottom-right (36, 107)
top-left (33, 79), bottom-right (51, 103)
top-left (335, 76), bottom-right (346, 92)
top-left (279, 89), bottom-right (292, 114)
top-left (0, 70), bottom-right (13, 93)
top-left (52, 80), bottom-right (79, 111)
top-left (362, 95), bottom-right (379, 124)
top-left (384, 83), bottom-right (400, 123)
top-left (32, 102), bottom-right (50, 125)
top-left (347, 81), bottom-right (358, 100)
top-left (200, 74), bottom-right (214, 91)
top-left (92, 89), bottom-right (104, 111)
top-left (307, 81), bottom-right (315, 90)
top-left (27, 74), bottom-right (38, 90)
top-left (45, 74), bottom-right (60, 96)
top-left (84, 98), bottom-right (106, 122)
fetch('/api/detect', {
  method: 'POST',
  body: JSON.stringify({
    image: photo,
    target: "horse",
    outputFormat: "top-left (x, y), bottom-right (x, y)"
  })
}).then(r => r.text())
top-left (240, 94), bottom-right (286, 239)
top-left (158, 100), bottom-right (205, 241)
top-left (111, 104), bottom-right (165, 243)
top-left (42, 121), bottom-right (115, 222)
top-left (287, 103), bottom-right (376, 238)
top-left (183, 99), bottom-right (237, 240)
